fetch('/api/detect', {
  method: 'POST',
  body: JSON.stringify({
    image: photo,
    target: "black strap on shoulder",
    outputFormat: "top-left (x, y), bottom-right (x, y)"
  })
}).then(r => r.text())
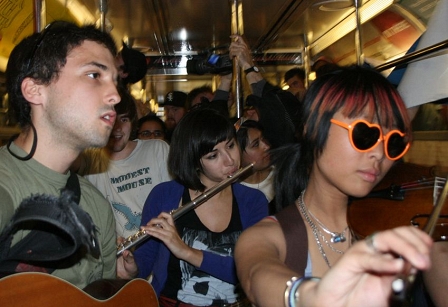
top-left (65, 171), bottom-right (81, 204)
top-left (275, 203), bottom-right (308, 275)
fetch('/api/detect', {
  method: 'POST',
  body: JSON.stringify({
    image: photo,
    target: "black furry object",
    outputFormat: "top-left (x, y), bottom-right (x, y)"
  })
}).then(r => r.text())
top-left (246, 88), bottom-right (301, 148)
top-left (0, 190), bottom-right (100, 271)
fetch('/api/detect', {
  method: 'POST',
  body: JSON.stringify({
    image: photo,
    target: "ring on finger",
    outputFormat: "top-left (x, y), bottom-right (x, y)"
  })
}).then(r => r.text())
top-left (365, 232), bottom-right (379, 253)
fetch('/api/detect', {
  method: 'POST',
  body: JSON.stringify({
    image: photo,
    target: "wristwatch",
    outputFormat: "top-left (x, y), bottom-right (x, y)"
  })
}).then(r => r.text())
top-left (244, 66), bottom-right (259, 74)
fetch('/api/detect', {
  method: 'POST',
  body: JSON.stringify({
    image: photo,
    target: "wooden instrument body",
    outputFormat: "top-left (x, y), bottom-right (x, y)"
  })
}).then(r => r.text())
top-left (0, 272), bottom-right (157, 307)
top-left (348, 162), bottom-right (448, 238)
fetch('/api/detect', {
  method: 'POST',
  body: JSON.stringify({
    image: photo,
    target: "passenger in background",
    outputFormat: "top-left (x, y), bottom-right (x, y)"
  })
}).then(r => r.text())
top-left (311, 56), bottom-right (339, 79)
top-left (236, 120), bottom-right (275, 213)
top-left (74, 86), bottom-right (170, 241)
top-left (0, 21), bottom-right (117, 288)
top-left (116, 42), bottom-right (147, 85)
top-left (163, 90), bottom-right (188, 142)
top-left (234, 66), bottom-right (430, 307)
top-left (186, 85), bottom-right (214, 110)
top-left (242, 106), bottom-right (259, 122)
top-left (284, 67), bottom-right (306, 101)
top-left (119, 108), bottom-right (268, 306)
top-left (115, 42), bottom-right (150, 118)
top-left (137, 113), bottom-right (168, 142)
top-left (212, 35), bottom-right (302, 148)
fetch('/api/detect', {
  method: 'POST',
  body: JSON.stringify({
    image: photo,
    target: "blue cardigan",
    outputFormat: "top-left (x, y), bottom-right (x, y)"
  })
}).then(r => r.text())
top-left (134, 180), bottom-right (269, 295)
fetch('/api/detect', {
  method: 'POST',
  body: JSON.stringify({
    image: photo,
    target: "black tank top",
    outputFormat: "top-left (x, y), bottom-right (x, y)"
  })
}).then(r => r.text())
top-left (160, 185), bottom-right (243, 304)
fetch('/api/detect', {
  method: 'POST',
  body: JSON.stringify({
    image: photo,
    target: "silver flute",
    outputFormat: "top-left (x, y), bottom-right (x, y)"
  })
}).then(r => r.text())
top-left (116, 163), bottom-right (254, 256)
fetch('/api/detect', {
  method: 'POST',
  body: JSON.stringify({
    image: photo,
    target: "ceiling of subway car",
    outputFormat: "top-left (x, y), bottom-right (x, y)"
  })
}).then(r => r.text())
top-left (1, 0), bottom-right (437, 69)
top-left (77, 0), bottom-right (434, 57)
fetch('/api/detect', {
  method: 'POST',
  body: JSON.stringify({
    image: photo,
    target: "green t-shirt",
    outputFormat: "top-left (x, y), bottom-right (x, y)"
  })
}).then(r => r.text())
top-left (0, 143), bottom-right (116, 289)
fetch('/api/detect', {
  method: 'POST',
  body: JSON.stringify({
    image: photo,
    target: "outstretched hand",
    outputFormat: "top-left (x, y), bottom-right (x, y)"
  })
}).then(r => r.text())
top-left (301, 226), bottom-right (432, 307)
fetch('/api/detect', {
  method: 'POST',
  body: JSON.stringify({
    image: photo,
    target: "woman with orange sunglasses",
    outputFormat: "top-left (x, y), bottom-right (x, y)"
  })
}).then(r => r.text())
top-left (234, 66), bottom-right (432, 307)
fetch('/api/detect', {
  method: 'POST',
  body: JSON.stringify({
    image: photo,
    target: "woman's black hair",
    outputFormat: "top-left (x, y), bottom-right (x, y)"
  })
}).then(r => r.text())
top-left (168, 108), bottom-right (236, 191)
top-left (236, 120), bottom-right (265, 153)
top-left (273, 65), bottom-right (411, 211)
top-left (271, 143), bottom-right (302, 213)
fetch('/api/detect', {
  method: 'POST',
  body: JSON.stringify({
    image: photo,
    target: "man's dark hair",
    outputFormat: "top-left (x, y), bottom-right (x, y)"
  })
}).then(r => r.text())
top-left (284, 67), bottom-right (305, 83)
top-left (6, 21), bottom-right (117, 128)
top-left (185, 85), bottom-right (213, 110)
top-left (115, 85), bottom-right (138, 135)
top-left (137, 114), bottom-right (167, 136)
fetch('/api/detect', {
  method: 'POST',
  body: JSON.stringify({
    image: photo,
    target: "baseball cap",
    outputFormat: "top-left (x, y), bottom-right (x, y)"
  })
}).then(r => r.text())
top-left (164, 91), bottom-right (188, 108)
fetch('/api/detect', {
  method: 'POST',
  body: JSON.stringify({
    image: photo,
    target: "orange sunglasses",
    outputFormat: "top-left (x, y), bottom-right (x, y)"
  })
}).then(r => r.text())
top-left (330, 119), bottom-right (410, 161)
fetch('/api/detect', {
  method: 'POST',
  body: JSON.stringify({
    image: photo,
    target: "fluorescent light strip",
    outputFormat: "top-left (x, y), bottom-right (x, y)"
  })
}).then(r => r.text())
top-left (311, 0), bottom-right (393, 55)
top-left (55, 0), bottom-right (96, 24)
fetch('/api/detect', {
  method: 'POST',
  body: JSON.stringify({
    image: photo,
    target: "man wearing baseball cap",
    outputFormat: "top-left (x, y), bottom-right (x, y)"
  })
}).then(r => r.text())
top-left (164, 91), bottom-right (187, 142)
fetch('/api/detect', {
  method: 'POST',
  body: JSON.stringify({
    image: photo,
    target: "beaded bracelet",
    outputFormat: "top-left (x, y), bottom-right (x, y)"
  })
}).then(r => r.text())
top-left (284, 276), bottom-right (321, 307)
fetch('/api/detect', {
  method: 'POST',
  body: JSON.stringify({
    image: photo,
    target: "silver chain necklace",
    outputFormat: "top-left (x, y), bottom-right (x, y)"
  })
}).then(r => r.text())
top-left (317, 228), bottom-right (347, 254)
top-left (307, 207), bottom-right (348, 244)
top-left (297, 190), bottom-right (350, 268)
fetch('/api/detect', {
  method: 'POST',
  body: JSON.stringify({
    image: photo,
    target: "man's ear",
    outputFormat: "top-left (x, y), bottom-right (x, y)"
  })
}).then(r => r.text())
top-left (21, 77), bottom-right (45, 106)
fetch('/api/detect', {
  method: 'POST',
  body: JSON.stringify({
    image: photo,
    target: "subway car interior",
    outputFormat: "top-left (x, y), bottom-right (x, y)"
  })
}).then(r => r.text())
top-left (0, 0), bottom-right (446, 134)
top-left (1, 0), bottom-right (448, 305)
top-left (0, 4), bottom-right (448, 178)
top-left (0, 0), bottom-right (448, 170)
top-left (0, 0), bottom-right (447, 162)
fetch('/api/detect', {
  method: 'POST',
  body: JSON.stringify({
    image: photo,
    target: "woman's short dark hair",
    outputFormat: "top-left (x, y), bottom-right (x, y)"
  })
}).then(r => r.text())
top-left (236, 120), bottom-right (264, 153)
top-left (6, 21), bottom-right (117, 127)
top-left (168, 108), bottom-right (236, 191)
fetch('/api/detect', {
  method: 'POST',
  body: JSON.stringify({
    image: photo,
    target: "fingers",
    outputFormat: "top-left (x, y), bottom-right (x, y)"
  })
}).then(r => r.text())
top-left (141, 214), bottom-right (190, 260)
top-left (307, 227), bottom-right (432, 307)
top-left (143, 212), bottom-right (174, 228)
top-left (142, 213), bottom-right (177, 241)
top-left (158, 211), bottom-right (174, 222)
top-left (117, 250), bottom-right (138, 279)
top-left (362, 226), bottom-right (432, 270)
top-left (117, 249), bottom-right (132, 262)
top-left (229, 35), bottom-right (250, 58)
top-left (122, 250), bottom-right (135, 263)
top-left (230, 34), bottom-right (243, 42)
top-left (358, 249), bottom-right (407, 275)
top-left (116, 236), bottom-right (125, 246)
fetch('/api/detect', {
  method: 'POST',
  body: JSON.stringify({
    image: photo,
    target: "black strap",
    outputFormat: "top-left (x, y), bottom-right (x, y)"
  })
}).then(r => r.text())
top-left (275, 204), bottom-right (308, 275)
top-left (65, 171), bottom-right (81, 204)
top-left (6, 122), bottom-right (38, 161)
